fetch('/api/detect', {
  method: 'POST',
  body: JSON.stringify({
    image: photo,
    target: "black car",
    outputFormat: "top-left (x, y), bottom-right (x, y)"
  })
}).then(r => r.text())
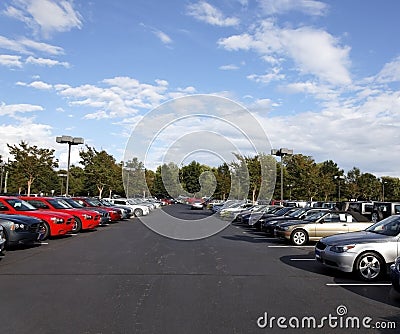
top-left (239, 206), bottom-right (282, 225)
top-left (0, 214), bottom-right (44, 248)
top-left (390, 256), bottom-right (400, 293)
top-left (249, 206), bottom-right (296, 230)
top-left (261, 208), bottom-right (329, 235)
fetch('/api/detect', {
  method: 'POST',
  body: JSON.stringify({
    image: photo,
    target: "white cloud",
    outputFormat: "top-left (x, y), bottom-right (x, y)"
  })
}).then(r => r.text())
top-left (186, 1), bottom-right (240, 27)
top-left (0, 54), bottom-right (23, 67)
top-left (258, 0), bottom-right (328, 16)
top-left (247, 67), bottom-right (285, 84)
top-left (0, 121), bottom-right (54, 163)
top-left (0, 35), bottom-right (64, 55)
top-left (219, 20), bottom-right (351, 85)
top-left (153, 30), bottom-right (172, 45)
top-left (0, 102), bottom-right (44, 117)
top-left (26, 55), bottom-right (70, 67)
top-left (375, 56), bottom-right (400, 84)
top-left (219, 64), bottom-right (239, 70)
top-left (4, 0), bottom-right (83, 38)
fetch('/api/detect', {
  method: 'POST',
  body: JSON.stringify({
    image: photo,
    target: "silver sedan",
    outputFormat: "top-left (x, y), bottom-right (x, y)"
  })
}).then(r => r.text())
top-left (315, 214), bottom-right (400, 281)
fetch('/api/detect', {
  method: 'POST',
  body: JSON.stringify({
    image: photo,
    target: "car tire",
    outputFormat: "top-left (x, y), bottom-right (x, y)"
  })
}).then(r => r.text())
top-left (72, 217), bottom-right (82, 233)
top-left (40, 222), bottom-right (50, 240)
top-left (354, 252), bottom-right (385, 281)
top-left (290, 229), bottom-right (308, 246)
top-left (134, 208), bottom-right (143, 217)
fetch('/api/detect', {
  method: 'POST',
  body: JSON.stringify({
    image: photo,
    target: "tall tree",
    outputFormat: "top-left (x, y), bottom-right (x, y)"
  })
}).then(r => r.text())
top-left (79, 145), bottom-right (120, 198)
top-left (7, 141), bottom-right (58, 196)
top-left (286, 154), bottom-right (319, 201)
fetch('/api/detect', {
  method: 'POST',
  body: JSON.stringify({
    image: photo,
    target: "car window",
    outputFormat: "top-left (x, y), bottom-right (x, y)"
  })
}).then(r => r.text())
top-left (5, 199), bottom-right (37, 211)
top-left (48, 199), bottom-right (71, 209)
top-left (322, 213), bottom-right (340, 222)
top-left (27, 200), bottom-right (49, 209)
top-left (394, 205), bottom-right (400, 214)
top-left (366, 215), bottom-right (400, 236)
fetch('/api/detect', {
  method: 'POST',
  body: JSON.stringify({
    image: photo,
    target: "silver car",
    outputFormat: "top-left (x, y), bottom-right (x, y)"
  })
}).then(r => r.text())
top-left (315, 215), bottom-right (400, 281)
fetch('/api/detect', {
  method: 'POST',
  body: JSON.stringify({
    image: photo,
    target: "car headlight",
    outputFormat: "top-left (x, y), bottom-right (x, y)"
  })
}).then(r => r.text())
top-left (282, 226), bottom-right (290, 231)
top-left (330, 245), bottom-right (356, 253)
top-left (11, 223), bottom-right (27, 231)
top-left (82, 214), bottom-right (93, 220)
top-left (50, 217), bottom-right (64, 224)
top-left (395, 257), bottom-right (400, 272)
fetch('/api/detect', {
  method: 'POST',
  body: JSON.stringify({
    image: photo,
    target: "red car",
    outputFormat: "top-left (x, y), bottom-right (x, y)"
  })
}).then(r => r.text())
top-left (0, 196), bottom-right (75, 239)
top-left (72, 197), bottom-right (123, 222)
top-left (21, 197), bottom-right (101, 233)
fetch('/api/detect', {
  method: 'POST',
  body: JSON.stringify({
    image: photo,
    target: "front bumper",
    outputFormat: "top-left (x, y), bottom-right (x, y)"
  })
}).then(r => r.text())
top-left (315, 247), bottom-right (356, 273)
top-left (390, 264), bottom-right (400, 293)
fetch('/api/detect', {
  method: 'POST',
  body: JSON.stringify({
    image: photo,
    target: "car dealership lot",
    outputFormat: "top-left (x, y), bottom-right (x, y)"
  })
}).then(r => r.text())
top-left (0, 204), bottom-right (399, 333)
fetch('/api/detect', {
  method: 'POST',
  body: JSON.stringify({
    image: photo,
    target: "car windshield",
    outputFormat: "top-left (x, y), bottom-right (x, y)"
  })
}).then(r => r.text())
top-left (304, 211), bottom-right (327, 222)
top-left (288, 208), bottom-right (306, 218)
top-left (62, 198), bottom-right (85, 208)
top-left (366, 215), bottom-right (400, 236)
top-left (86, 198), bottom-right (102, 206)
top-left (274, 207), bottom-right (292, 216)
top-left (6, 199), bottom-right (37, 211)
top-left (48, 199), bottom-right (72, 209)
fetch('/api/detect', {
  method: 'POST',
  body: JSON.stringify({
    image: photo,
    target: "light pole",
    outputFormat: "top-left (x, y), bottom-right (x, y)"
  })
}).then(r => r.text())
top-left (0, 161), bottom-right (4, 194)
top-left (58, 173), bottom-right (67, 195)
top-left (382, 180), bottom-right (388, 201)
top-left (334, 175), bottom-right (345, 202)
top-left (287, 184), bottom-right (293, 201)
top-left (271, 148), bottom-right (293, 204)
top-left (56, 136), bottom-right (84, 196)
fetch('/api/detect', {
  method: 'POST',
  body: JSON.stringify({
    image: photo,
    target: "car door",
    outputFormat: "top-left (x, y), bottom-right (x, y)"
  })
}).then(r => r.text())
top-left (314, 213), bottom-right (349, 238)
top-left (346, 213), bottom-right (373, 232)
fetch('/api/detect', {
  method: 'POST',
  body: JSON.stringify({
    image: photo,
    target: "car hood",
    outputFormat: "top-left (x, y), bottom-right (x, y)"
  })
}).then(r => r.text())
top-left (0, 214), bottom-right (41, 224)
top-left (320, 231), bottom-right (396, 246)
top-left (278, 220), bottom-right (307, 227)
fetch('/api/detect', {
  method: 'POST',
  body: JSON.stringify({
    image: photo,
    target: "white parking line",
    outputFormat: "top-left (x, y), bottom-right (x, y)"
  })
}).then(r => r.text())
top-left (326, 283), bottom-right (392, 286)
top-left (69, 234), bottom-right (78, 236)
top-left (39, 242), bottom-right (49, 245)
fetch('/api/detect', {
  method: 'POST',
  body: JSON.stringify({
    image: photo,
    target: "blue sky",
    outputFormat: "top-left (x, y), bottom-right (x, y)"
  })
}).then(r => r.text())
top-left (0, 0), bottom-right (400, 176)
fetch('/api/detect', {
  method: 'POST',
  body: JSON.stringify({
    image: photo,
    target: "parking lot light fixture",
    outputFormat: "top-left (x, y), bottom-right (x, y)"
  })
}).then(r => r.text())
top-left (271, 148), bottom-right (293, 203)
top-left (334, 175), bottom-right (345, 202)
top-left (56, 136), bottom-right (84, 196)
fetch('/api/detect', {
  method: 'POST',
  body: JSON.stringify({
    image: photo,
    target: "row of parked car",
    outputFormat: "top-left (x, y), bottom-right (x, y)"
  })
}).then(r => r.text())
top-left (0, 195), bottom-right (162, 258)
top-left (208, 199), bottom-right (400, 291)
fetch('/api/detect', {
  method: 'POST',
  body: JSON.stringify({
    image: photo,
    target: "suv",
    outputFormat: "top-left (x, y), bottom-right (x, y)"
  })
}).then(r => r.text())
top-left (371, 201), bottom-right (400, 223)
top-left (340, 201), bottom-right (374, 220)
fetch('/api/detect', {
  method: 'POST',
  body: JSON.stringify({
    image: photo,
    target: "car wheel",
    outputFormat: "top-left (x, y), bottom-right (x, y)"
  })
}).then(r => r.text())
top-left (134, 208), bottom-right (143, 217)
top-left (72, 217), bottom-right (82, 233)
top-left (290, 229), bottom-right (308, 246)
top-left (355, 252), bottom-right (385, 281)
top-left (3, 229), bottom-right (9, 249)
top-left (40, 222), bottom-right (50, 240)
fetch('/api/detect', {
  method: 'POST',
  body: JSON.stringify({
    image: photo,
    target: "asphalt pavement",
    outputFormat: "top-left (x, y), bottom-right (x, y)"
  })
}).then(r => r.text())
top-left (0, 204), bottom-right (399, 334)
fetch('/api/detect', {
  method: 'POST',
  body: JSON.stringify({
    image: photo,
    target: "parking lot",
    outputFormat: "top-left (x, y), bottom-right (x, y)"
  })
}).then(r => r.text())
top-left (1, 204), bottom-right (399, 333)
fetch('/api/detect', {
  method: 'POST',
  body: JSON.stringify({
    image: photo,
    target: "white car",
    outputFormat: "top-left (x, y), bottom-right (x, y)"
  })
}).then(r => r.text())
top-left (103, 198), bottom-right (150, 217)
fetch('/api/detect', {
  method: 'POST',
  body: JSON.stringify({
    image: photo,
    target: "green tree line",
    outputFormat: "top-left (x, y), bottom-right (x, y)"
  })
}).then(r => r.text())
top-left (1, 141), bottom-right (399, 202)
